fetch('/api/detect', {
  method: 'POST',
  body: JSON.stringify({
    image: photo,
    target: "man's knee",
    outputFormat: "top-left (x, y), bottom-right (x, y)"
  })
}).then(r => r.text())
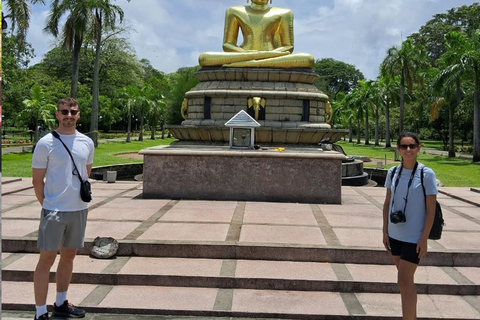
top-left (59, 247), bottom-right (77, 262)
top-left (37, 251), bottom-right (58, 269)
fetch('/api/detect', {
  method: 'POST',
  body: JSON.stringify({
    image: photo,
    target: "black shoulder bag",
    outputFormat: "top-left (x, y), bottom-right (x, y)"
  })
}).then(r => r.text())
top-left (52, 131), bottom-right (92, 203)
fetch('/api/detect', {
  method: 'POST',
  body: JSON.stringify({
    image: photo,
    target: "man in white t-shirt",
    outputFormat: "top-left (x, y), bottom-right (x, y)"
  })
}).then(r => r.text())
top-left (31, 98), bottom-right (94, 320)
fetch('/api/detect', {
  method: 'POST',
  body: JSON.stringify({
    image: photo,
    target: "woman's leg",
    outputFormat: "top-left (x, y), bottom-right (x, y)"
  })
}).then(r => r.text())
top-left (396, 258), bottom-right (418, 320)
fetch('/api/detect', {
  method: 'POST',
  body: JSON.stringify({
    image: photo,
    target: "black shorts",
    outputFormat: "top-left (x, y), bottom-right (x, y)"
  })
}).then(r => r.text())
top-left (389, 237), bottom-right (420, 264)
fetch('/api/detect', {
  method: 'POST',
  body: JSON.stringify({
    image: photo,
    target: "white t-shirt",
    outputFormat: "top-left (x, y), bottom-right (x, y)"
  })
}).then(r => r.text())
top-left (385, 163), bottom-right (438, 243)
top-left (32, 131), bottom-right (95, 211)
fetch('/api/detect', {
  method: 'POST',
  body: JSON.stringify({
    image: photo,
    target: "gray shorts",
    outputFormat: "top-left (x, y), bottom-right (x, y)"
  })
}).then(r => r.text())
top-left (37, 208), bottom-right (88, 252)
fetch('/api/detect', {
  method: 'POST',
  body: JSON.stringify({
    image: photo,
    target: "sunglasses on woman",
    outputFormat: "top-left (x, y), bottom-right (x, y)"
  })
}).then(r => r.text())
top-left (59, 109), bottom-right (79, 116)
top-left (399, 144), bottom-right (418, 150)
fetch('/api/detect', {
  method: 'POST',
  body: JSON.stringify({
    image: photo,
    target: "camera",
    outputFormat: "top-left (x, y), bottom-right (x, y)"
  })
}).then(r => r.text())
top-left (390, 211), bottom-right (406, 224)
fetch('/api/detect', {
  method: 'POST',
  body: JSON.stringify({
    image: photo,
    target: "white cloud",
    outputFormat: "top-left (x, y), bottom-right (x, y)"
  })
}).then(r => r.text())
top-left (25, 0), bottom-right (479, 78)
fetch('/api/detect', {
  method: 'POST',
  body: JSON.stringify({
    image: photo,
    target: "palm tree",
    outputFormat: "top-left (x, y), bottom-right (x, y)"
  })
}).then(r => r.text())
top-left (19, 84), bottom-right (56, 142)
top-left (2, 0), bottom-right (44, 45)
top-left (465, 29), bottom-right (480, 162)
top-left (90, 0), bottom-right (125, 146)
top-left (377, 76), bottom-right (399, 148)
top-left (116, 86), bottom-right (137, 143)
top-left (433, 31), bottom-right (469, 157)
top-left (149, 98), bottom-right (166, 140)
top-left (357, 80), bottom-right (380, 145)
top-left (342, 88), bottom-right (364, 144)
top-left (381, 38), bottom-right (427, 134)
top-left (44, 0), bottom-right (93, 98)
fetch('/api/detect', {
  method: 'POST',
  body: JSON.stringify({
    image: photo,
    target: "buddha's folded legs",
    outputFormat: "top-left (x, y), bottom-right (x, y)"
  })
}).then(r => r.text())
top-left (223, 53), bottom-right (314, 69)
top-left (199, 51), bottom-right (289, 67)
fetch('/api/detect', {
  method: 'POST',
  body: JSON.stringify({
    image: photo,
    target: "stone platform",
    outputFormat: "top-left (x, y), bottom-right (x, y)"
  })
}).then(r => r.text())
top-left (139, 145), bottom-right (346, 204)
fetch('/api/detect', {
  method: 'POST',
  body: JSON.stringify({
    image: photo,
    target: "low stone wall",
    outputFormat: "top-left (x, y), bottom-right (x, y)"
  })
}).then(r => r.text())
top-left (364, 168), bottom-right (389, 187)
top-left (140, 146), bottom-right (346, 204)
top-left (90, 163), bottom-right (143, 181)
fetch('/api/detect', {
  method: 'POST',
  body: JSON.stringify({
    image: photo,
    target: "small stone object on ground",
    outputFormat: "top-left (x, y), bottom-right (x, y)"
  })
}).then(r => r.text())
top-left (91, 236), bottom-right (119, 259)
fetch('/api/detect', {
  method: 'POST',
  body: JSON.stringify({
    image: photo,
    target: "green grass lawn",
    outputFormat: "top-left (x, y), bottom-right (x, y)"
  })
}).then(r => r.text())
top-left (336, 141), bottom-right (480, 187)
top-left (1, 138), bottom-right (176, 178)
top-left (2, 138), bottom-right (479, 187)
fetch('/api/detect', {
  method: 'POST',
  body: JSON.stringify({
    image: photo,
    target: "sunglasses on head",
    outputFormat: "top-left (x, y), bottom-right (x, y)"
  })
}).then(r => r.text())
top-left (399, 144), bottom-right (418, 150)
top-left (59, 109), bottom-right (79, 116)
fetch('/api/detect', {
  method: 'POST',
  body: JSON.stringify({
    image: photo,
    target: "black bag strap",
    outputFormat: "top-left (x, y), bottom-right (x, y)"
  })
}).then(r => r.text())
top-left (51, 131), bottom-right (85, 183)
top-left (420, 166), bottom-right (426, 198)
top-left (389, 165), bottom-right (399, 189)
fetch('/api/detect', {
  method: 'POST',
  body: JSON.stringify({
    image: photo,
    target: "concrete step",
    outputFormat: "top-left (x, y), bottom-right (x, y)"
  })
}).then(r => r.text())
top-left (3, 281), bottom-right (480, 319)
top-left (3, 253), bottom-right (480, 319)
top-left (3, 238), bottom-right (480, 267)
top-left (3, 253), bottom-right (480, 295)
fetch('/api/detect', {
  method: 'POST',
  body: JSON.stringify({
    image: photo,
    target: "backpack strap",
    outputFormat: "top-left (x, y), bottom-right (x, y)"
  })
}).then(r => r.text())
top-left (389, 165), bottom-right (399, 186)
top-left (420, 166), bottom-right (426, 198)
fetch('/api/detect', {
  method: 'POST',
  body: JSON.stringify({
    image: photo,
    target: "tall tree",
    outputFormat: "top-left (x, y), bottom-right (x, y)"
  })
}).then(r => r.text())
top-left (380, 38), bottom-right (427, 134)
top-left (377, 76), bottom-right (399, 148)
top-left (115, 86), bottom-right (136, 142)
top-left (313, 58), bottom-right (365, 99)
top-left (467, 29), bottom-right (480, 162)
top-left (410, 3), bottom-right (480, 64)
top-left (433, 31), bottom-right (470, 157)
top-left (90, 0), bottom-right (126, 146)
top-left (44, 0), bottom-right (93, 98)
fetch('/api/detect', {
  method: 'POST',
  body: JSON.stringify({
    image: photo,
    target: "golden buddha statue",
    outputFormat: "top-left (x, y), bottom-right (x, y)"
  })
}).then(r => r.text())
top-left (198, 0), bottom-right (314, 69)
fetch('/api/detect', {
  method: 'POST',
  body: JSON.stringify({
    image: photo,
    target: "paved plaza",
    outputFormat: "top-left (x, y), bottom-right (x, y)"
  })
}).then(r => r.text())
top-left (2, 177), bottom-right (480, 319)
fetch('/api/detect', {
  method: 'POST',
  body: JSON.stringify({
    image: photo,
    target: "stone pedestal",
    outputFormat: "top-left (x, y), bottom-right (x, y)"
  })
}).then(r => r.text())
top-left (140, 145), bottom-right (346, 204)
top-left (168, 68), bottom-right (348, 145)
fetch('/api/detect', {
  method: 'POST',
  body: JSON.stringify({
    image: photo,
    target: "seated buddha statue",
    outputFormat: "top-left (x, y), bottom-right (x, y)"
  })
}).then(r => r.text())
top-left (198, 0), bottom-right (314, 69)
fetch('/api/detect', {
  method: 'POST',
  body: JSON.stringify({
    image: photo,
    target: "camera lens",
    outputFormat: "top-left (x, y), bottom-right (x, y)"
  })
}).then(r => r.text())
top-left (390, 211), bottom-right (405, 224)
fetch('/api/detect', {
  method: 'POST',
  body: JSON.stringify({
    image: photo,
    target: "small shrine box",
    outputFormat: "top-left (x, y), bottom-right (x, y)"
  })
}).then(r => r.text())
top-left (225, 110), bottom-right (260, 149)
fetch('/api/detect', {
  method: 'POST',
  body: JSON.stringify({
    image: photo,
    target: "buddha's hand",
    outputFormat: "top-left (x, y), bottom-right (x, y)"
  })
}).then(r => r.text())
top-left (249, 51), bottom-right (290, 59)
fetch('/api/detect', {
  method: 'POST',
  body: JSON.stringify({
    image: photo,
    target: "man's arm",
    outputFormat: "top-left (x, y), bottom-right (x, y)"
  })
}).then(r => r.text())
top-left (87, 164), bottom-right (92, 178)
top-left (32, 168), bottom-right (46, 206)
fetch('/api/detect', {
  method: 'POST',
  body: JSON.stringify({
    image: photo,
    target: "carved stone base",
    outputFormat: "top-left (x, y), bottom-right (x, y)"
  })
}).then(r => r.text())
top-left (169, 68), bottom-right (347, 144)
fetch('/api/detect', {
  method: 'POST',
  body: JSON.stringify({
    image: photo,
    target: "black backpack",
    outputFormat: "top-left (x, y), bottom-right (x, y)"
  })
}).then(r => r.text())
top-left (390, 165), bottom-right (444, 240)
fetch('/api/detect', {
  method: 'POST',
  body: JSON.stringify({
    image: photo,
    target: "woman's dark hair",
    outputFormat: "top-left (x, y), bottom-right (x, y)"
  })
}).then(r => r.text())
top-left (397, 132), bottom-right (420, 146)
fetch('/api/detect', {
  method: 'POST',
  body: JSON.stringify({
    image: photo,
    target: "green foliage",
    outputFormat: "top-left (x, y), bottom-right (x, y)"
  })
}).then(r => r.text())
top-left (410, 3), bottom-right (480, 63)
top-left (313, 58), bottom-right (365, 99)
top-left (166, 66), bottom-right (200, 125)
top-left (1, 34), bottom-right (36, 123)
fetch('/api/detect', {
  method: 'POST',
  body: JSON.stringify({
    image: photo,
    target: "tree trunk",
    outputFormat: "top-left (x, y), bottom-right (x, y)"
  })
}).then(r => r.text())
top-left (90, 13), bottom-right (102, 148)
top-left (385, 101), bottom-right (391, 148)
top-left (448, 80), bottom-right (461, 158)
top-left (473, 73), bottom-right (480, 162)
top-left (374, 108), bottom-right (379, 146)
top-left (70, 35), bottom-right (83, 98)
top-left (126, 115), bottom-right (131, 143)
top-left (348, 118), bottom-right (353, 142)
top-left (150, 122), bottom-right (156, 140)
top-left (364, 106), bottom-right (370, 145)
top-left (139, 108), bottom-right (144, 141)
top-left (399, 66), bottom-right (406, 134)
top-left (356, 118), bottom-right (361, 144)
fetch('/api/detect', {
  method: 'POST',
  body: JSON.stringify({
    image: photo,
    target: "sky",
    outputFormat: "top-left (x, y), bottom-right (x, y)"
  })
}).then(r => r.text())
top-left (23, 0), bottom-right (480, 80)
